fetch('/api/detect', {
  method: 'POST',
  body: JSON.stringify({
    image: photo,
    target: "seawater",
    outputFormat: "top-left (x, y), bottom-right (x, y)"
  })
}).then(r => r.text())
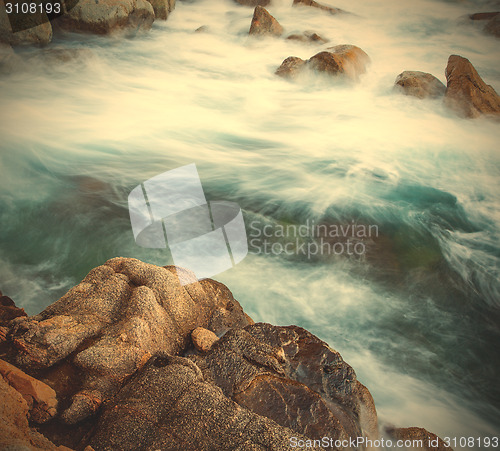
top-left (0, 0), bottom-right (499, 446)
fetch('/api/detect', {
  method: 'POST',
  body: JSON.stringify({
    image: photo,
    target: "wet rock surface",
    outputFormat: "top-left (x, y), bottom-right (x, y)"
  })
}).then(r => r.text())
top-left (0, 259), bottom-right (452, 450)
top-left (444, 54), bottom-right (500, 118)
top-left (395, 71), bottom-right (446, 99)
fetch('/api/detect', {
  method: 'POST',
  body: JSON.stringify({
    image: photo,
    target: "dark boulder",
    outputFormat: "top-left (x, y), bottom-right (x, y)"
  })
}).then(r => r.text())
top-left (444, 54), bottom-right (500, 118)
top-left (394, 71), bottom-right (446, 99)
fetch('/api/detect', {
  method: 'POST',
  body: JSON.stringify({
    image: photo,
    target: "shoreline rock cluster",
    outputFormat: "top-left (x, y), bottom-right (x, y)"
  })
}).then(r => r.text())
top-left (0, 258), bottom-right (452, 450)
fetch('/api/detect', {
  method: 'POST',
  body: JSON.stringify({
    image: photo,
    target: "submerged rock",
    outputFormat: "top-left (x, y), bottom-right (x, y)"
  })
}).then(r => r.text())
top-left (292, 0), bottom-right (346, 15)
top-left (444, 54), bottom-right (500, 118)
top-left (249, 6), bottom-right (283, 37)
top-left (469, 11), bottom-right (500, 38)
top-left (57, 0), bottom-right (155, 35)
top-left (234, 0), bottom-right (271, 7)
top-left (276, 44), bottom-right (370, 82)
top-left (394, 71), bottom-right (446, 99)
top-left (286, 30), bottom-right (329, 44)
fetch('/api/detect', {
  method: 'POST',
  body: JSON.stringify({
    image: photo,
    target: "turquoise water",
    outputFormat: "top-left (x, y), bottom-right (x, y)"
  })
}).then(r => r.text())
top-left (1, 0), bottom-right (499, 446)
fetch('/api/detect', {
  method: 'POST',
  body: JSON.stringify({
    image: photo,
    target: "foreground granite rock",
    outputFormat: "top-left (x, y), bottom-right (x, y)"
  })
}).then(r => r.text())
top-left (8, 258), bottom-right (250, 424)
top-left (57, 0), bottom-right (155, 35)
top-left (444, 54), bottom-right (500, 118)
top-left (276, 44), bottom-right (370, 82)
top-left (0, 258), bottom-right (452, 450)
top-left (394, 71), bottom-right (446, 99)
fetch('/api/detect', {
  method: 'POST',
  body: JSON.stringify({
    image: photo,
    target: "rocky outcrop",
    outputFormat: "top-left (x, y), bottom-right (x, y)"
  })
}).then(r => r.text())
top-left (57, 0), bottom-right (155, 35)
top-left (249, 6), bottom-right (283, 37)
top-left (145, 0), bottom-right (175, 20)
top-left (286, 30), bottom-right (329, 44)
top-left (234, 0), bottom-right (270, 7)
top-left (394, 71), bottom-right (446, 99)
top-left (0, 4), bottom-right (52, 46)
top-left (0, 258), bottom-right (452, 450)
top-left (8, 258), bottom-right (250, 424)
top-left (444, 54), bottom-right (500, 118)
top-left (469, 11), bottom-right (500, 38)
top-left (292, 0), bottom-right (346, 15)
top-left (276, 44), bottom-right (370, 82)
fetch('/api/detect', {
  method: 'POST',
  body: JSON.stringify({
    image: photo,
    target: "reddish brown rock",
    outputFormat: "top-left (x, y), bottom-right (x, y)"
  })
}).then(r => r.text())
top-left (387, 426), bottom-right (453, 451)
top-left (0, 375), bottom-right (64, 450)
top-left (0, 358), bottom-right (57, 423)
top-left (444, 54), bottom-right (500, 118)
top-left (57, 0), bottom-right (155, 35)
top-left (395, 71), bottom-right (446, 99)
top-left (293, 0), bottom-right (346, 15)
top-left (249, 6), bottom-right (283, 37)
top-left (191, 327), bottom-right (219, 352)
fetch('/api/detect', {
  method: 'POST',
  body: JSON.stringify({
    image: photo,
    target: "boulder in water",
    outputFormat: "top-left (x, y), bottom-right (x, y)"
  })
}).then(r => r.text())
top-left (444, 54), bottom-right (500, 118)
top-left (286, 30), bottom-right (329, 44)
top-left (394, 71), bottom-right (446, 99)
top-left (234, 0), bottom-right (271, 7)
top-left (145, 0), bottom-right (175, 20)
top-left (57, 0), bottom-right (155, 35)
top-left (276, 44), bottom-right (370, 82)
top-left (249, 6), bottom-right (283, 37)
